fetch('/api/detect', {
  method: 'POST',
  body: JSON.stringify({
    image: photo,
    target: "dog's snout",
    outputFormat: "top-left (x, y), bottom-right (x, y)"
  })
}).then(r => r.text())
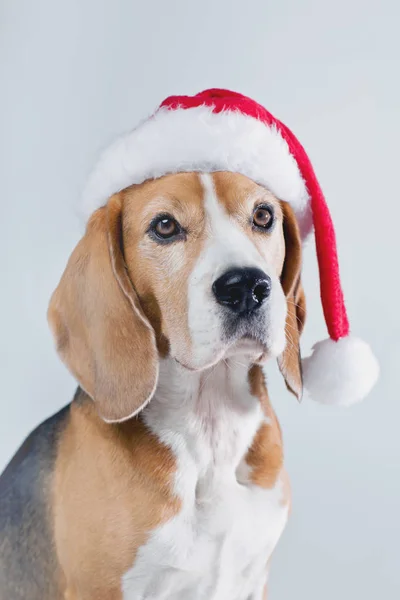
top-left (212, 268), bottom-right (271, 314)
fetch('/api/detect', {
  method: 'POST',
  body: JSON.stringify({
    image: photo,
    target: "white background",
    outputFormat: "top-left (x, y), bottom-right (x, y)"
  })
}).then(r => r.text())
top-left (1, 0), bottom-right (399, 597)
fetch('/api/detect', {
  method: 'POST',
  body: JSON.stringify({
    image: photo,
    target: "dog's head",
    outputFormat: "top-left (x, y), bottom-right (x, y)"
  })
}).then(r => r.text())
top-left (48, 172), bottom-right (306, 422)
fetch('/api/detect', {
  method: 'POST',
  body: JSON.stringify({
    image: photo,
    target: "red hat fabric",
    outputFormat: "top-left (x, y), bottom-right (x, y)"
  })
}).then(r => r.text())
top-left (83, 88), bottom-right (379, 405)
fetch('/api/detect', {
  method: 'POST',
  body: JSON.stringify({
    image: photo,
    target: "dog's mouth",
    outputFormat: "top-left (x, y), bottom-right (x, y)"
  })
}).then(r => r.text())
top-left (174, 332), bottom-right (268, 373)
top-left (224, 334), bottom-right (266, 362)
top-left (220, 303), bottom-right (286, 361)
top-left (222, 312), bottom-right (268, 348)
top-left (173, 308), bottom-right (284, 372)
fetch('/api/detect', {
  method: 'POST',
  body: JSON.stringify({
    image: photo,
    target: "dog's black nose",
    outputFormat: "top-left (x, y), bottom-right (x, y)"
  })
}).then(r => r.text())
top-left (212, 268), bottom-right (271, 314)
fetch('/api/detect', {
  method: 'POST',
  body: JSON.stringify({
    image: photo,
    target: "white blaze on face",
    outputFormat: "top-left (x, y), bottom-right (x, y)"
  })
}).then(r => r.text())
top-left (186, 174), bottom-right (287, 370)
top-left (199, 173), bottom-right (265, 273)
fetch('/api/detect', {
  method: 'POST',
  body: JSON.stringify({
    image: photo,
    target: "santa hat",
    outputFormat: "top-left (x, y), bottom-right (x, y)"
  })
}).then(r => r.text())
top-left (83, 88), bottom-right (379, 406)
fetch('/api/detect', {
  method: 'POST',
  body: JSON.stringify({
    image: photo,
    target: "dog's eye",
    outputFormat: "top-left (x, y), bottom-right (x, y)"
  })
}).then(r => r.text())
top-left (155, 218), bottom-right (178, 238)
top-left (149, 214), bottom-right (184, 242)
top-left (252, 205), bottom-right (274, 231)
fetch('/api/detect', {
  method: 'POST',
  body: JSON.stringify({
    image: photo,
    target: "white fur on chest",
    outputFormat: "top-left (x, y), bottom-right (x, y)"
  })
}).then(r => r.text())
top-left (122, 359), bottom-right (289, 600)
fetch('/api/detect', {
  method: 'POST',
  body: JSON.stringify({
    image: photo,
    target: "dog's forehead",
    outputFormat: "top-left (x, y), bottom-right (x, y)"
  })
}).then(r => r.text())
top-left (211, 172), bottom-right (281, 215)
top-left (122, 173), bottom-right (202, 225)
top-left (122, 172), bottom-right (282, 233)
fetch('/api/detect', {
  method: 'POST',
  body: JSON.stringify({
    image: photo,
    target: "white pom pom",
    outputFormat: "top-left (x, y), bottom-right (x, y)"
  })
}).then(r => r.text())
top-left (302, 336), bottom-right (379, 406)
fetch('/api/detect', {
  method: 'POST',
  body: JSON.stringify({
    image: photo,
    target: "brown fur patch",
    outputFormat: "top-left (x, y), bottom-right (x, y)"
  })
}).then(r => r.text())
top-left (245, 366), bottom-right (284, 489)
top-left (53, 392), bottom-right (180, 599)
top-left (277, 200), bottom-right (305, 400)
top-left (122, 173), bottom-right (207, 362)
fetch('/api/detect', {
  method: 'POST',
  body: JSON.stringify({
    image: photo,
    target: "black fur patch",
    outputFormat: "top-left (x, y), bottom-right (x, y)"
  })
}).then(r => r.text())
top-left (0, 404), bottom-right (70, 599)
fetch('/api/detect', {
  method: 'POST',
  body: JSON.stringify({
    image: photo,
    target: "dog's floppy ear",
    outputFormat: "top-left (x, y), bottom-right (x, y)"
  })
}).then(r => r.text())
top-left (277, 201), bottom-right (306, 401)
top-left (48, 194), bottom-right (158, 422)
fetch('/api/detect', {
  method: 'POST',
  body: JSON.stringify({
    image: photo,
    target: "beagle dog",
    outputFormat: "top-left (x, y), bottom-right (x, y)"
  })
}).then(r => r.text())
top-left (0, 171), bottom-right (306, 600)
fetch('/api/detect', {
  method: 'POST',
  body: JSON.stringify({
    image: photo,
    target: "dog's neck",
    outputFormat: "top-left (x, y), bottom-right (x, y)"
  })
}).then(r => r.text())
top-left (142, 356), bottom-right (266, 478)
